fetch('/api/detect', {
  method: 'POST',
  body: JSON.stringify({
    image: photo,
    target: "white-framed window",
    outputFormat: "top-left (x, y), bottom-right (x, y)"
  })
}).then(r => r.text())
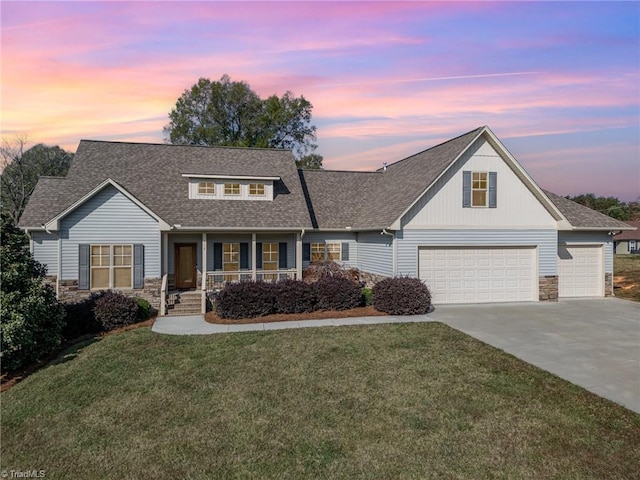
top-left (90, 244), bottom-right (132, 289)
top-left (327, 242), bottom-right (341, 261)
top-left (223, 243), bottom-right (239, 281)
top-left (262, 243), bottom-right (278, 280)
top-left (198, 181), bottom-right (215, 195)
top-left (224, 183), bottom-right (241, 195)
top-left (249, 183), bottom-right (265, 196)
top-left (472, 172), bottom-right (488, 207)
top-left (311, 243), bottom-right (325, 261)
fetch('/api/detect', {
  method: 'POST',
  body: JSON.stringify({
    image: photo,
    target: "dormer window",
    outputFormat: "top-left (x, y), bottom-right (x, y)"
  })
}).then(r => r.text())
top-left (224, 183), bottom-right (240, 195)
top-left (249, 183), bottom-right (265, 196)
top-left (198, 181), bottom-right (215, 195)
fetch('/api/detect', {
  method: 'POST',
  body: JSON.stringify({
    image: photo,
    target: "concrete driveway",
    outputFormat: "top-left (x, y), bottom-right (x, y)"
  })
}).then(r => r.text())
top-left (428, 298), bottom-right (640, 413)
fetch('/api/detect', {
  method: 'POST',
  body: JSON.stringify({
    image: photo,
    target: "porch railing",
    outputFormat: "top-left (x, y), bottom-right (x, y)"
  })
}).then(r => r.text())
top-left (159, 273), bottom-right (168, 316)
top-left (205, 269), bottom-right (298, 291)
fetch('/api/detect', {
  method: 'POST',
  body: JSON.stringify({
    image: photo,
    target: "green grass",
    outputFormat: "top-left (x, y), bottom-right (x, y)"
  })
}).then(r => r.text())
top-left (2, 323), bottom-right (639, 479)
top-left (614, 254), bottom-right (640, 301)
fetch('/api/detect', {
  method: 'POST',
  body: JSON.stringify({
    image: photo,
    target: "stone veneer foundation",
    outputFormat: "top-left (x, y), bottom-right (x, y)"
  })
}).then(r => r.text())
top-left (53, 277), bottom-right (162, 309)
top-left (539, 275), bottom-right (559, 302)
top-left (605, 272), bottom-right (613, 297)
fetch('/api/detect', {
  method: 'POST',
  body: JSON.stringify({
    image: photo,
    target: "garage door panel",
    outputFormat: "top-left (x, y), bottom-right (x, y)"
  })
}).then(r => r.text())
top-left (558, 245), bottom-right (602, 297)
top-left (419, 246), bottom-right (536, 304)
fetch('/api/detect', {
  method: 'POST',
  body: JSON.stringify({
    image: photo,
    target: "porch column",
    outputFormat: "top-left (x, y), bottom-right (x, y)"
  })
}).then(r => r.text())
top-left (161, 231), bottom-right (168, 276)
top-left (201, 233), bottom-right (207, 313)
top-left (296, 231), bottom-right (303, 279)
top-left (251, 233), bottom-right (257, 280)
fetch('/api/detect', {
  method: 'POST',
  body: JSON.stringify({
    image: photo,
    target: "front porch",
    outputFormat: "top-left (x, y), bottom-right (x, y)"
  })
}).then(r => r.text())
top-left (159, 231), bottom-right (303, 315)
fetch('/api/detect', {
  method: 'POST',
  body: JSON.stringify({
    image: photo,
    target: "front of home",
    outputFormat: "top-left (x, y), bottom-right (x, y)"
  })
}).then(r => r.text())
top-left (20, 126), bottom-right (633, 314)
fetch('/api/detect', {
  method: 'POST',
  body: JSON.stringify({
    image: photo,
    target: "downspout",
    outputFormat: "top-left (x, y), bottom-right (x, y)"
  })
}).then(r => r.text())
top-left (381, 229), bottom-right (396, 277)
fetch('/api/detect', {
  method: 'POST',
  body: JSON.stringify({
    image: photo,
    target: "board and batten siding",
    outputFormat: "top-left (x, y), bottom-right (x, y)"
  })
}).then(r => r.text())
top-left (302, 232), bottom-right (358, 269)
top-left (32, 231), bottom-right (59, 276)
top-left (356, 231), bottom-right (393, 277)
top-left (60, 186), bottom-right (161, 279)
top-left (558, 231), bottom-right (613, 273)
top-left (396, 229), bottom-right (558, 278)
top-left (401, 137), bottom-right (557, 229)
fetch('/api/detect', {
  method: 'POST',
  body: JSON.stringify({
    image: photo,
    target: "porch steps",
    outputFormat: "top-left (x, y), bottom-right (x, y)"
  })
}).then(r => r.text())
top-left (166, 291), bottom-right (203, 316)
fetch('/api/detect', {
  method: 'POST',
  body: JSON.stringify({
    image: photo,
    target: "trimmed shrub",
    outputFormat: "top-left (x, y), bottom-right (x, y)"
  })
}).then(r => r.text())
top-left (135, 298), bottom-right (157, 320)
top-left (274, 279), bottom-right (316, 314)
top-left (373, 277), bottom-right (431, 315)
top-left (62, 291), bottom-right (104, 340)
top-left (93, 291), bottom-right (140, 332)
top-left (216, 281), bottom-right (277, 319)
top-left (314, 276), bottom-right (362, 311)
top-left (362, 287), bottom-right (373, 306)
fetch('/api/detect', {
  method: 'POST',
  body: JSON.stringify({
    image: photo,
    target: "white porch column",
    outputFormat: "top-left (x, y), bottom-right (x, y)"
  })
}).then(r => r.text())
top-left (201, 233), bottom-right (207, 313)
top-left (162, 231), bottom-right (168, 276)
top-left (296, 231), bottom-right (303, 279)
top-left (251, 233), bottom-right (257, 280)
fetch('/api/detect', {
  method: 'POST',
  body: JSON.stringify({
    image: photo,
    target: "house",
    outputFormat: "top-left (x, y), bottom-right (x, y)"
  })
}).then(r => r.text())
top-left (19, 126), bottom-right (634, 314)
top-left (613, 221), bottom-right (640, 254)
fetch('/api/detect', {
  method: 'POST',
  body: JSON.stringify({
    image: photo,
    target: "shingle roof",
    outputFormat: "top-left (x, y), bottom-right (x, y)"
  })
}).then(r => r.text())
top-left (19, 141), bottom-right (313, 229)
top-left (542, 190), bottom-right (634, 230)
top-left (607, 220), bottom-right (640, 240)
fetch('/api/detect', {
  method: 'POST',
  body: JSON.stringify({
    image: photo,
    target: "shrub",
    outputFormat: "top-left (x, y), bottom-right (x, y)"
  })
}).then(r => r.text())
top-left (314, 276), bottom-right (362, 311)
top-left (302, 261), bottom-right (361, 285)
top-left (274, 279), bottom-right (316, 314)
top-left (373, 277), bottom-right (431, 315)
top-left (135, 298), bottom-right (158, 320)
top-left (216, 281), bottom-right (277, 319)
top-left (362, 287), bottom-right (373, 306)
top-left (0, 215), bottom-right (66, 372)
top-left (62, 291), bottom-right (104, 340)
top-left (93, 291), bottom-right (140, 332)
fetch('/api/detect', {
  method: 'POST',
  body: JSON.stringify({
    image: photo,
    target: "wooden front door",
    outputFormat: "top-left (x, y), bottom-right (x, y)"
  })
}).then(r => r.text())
top-left (175, 243), bottom-right (197, 289)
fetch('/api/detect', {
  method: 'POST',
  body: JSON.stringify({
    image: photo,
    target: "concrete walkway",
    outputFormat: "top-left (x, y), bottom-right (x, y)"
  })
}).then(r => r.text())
top-left (152, 298), bottom-right (640, 413)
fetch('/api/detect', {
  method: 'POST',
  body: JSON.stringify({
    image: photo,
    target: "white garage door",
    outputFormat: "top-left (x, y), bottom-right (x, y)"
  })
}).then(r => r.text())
top-left (419, 247), bottom-right (536, 304)
top-left (558, 245), bottom-right (603, 297)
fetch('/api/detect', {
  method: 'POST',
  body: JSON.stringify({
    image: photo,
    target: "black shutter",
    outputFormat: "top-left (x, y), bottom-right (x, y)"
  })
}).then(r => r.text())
top-left (462, 171), bottom-right (471, 207)
top-left (489, 172), bottom-right (497, 208)
top-left (213, 243), bottom-right (222, 270)
top-left (240, 243), bottom-right (249, 269)
top-left (78, 244), bottom-right (90, 290)
top-left (256, 242), bottom-right (263, 269)
top-left (341, 242), bottom-right (349, 261)
top-left (279, 242), bottom-right (287, 269)
top-left (133, 244), bottom-right (144, 288)
top-left (302, 242), bottom-right (311, 262)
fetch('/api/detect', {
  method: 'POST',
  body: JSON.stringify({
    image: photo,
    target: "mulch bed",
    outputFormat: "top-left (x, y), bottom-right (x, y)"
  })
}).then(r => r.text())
top-left (205, 306), bottom-right (387, 324)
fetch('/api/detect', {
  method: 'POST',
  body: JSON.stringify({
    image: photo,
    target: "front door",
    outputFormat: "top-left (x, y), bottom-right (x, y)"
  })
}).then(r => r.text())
top-left (175, 243), bottom-right (197, 289)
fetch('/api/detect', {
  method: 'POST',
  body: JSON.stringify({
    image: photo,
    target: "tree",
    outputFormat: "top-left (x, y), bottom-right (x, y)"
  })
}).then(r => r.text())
top-left (567, 193), bottom-right (630, 221)
top-left (164, 75), bottom-right (317, 159)
top-left (296, 153), bottom-right (324, 170)
top-left (0, 214), bottom-right (66, 372)
top-left (1, 139), bottom-right (73, 223)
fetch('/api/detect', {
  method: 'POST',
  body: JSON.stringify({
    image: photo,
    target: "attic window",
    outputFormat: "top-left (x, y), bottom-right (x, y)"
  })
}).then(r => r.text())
top-left (472, 172), bottom-right (488, 207)
top-left (249, 183), bottom-right (265, 196)
top-left (198, 181), bottom-right (215, 195)
top-left (224, 183), bottom-right (240, 195)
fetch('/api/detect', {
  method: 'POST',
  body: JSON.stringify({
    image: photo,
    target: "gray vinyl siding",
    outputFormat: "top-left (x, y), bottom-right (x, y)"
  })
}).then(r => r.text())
top-left (356, 231), bottom-right (393, 277)
top-left (302, 232), bottom-right (358, 269)
top-left (60, 186), bottom-right (161, 279)
top-left (396, 229), bottom-right (558, 277)
top-left (32, 231), bottom-right (59, 276)
top-left (559, 231), bottom-right (613, 273)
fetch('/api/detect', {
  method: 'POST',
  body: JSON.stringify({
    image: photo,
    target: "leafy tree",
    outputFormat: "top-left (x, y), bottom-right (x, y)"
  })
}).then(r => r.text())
top-left (1, 138), bottom-right (73, 223)
top-left (0, 214), bottom-right (65, 372)
top-left (164, 75), bottom-right (317, 159)
top-left (296, 153), bottom-right (324, 170)
top-left (566, 193), bottom-right (630, 221)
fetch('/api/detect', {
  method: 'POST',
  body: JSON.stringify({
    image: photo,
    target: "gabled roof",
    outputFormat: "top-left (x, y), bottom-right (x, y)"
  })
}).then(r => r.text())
top-left (542, 191), bottom-right (634, 231)
top-left (19, 141), bottom-right (313, 230)
top-left (612, 221), bottom-right (640, 239)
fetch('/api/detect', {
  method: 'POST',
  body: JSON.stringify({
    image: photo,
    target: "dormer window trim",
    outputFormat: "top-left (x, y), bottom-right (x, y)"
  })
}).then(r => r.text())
top-left (197, 181), bottom-right (215, 196)
top-left (224, 183), bottom-right (241, 196)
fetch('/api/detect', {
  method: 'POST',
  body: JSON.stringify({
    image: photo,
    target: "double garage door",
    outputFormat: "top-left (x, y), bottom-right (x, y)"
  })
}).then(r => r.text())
top-left (419, 247), bottom-right (536, 304)
top-left (419, 244), bottom-right (604, 304)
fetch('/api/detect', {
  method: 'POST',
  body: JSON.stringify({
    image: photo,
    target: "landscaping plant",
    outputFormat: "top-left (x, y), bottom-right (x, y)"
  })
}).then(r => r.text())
top-left (373, 277), bottom-right (431, 315)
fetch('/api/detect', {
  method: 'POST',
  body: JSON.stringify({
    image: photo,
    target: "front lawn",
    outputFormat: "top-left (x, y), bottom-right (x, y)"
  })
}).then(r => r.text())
top-left (2, 324), bottom-right (638, 479)
top-left (614, 254), bottom-right (640, 301)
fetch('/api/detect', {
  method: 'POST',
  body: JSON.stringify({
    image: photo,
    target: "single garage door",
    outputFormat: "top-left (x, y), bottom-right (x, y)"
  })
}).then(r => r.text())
top-left (419, 247), bottom-right (537, 304)
top-left (558, 245), bottom-right (603, 297)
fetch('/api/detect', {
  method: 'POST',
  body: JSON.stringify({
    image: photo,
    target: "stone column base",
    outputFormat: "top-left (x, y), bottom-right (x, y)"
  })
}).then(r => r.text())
top-left (539, 275), bottom-right (558, 302)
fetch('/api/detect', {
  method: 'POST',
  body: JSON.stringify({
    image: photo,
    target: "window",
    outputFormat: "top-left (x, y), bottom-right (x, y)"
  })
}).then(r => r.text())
top-left (327, 243), bottom-right (341, 261)
top-left (311, 243), bottom-right (325, 261)
top-left (223, 243), bottom-right (239, 280)
top-left (249, 183), bottom-right (265, 196)
top-left (224, 183), bottom-right (240, 195)
top-left (472, 172), bottom-right (488, 207)
top-left (90, 244), bottom-right (132, 289)
top-left (262, 243), bottom-right (278, 280)
top-left (198, 181), bottom-right (215, 195)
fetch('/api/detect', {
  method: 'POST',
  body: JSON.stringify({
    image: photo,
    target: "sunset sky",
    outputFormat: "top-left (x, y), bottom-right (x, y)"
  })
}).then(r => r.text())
top-left (2, 1), bottom-right (639, 200)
